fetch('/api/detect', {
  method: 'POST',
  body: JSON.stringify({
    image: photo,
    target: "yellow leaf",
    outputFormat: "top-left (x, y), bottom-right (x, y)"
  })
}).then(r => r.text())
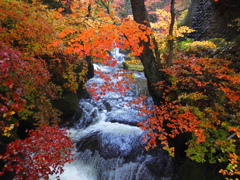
top-left (10, 111), bottom-right (15, 115)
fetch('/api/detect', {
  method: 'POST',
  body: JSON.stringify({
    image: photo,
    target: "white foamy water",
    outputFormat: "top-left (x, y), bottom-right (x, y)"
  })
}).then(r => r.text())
top-left (48, 160), bottom-right (96, 180)
top-left (48, 122), bottom-right (143, 180)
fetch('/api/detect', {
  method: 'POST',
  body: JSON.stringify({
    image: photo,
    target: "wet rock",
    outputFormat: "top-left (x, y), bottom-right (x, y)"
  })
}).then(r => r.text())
top-left (75, 124), bottom-right (174, 179)
top-left (100, 132), bottom-right (142, 159)
top-left (106, 108), bottom-right (146, 127)
top-left (102, 100), bottom-right (112, 111)
top-left (76, 122), bottom-right (143, 159)
top-left (76, 131), bottom-right (101, 152)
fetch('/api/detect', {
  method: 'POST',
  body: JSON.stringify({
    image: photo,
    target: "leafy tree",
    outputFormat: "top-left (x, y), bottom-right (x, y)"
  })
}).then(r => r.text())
top-left (54, 0), bottom-right (157, 99)
top-left (0, 0), bottom-right (81, 178)
top-left (0, 0), bottom-right (157, 178)
top-left (129, 0), bottom-right (240, 178)
top-left (137, 56), bottom-right (240, 177)
top-left (0, 126), bottom-right (74, 180)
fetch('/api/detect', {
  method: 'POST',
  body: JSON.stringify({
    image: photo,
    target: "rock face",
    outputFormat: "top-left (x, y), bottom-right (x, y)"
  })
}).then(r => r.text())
top-left (57, 56), bottom-right (94, 126)
top-left (75, 122), bottom-right (174, 179)
top-left (186, 0), bottom-right (240, 40)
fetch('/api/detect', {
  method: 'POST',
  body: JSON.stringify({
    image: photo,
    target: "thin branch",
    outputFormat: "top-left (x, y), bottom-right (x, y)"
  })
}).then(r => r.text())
top-left (227, 133), bottom-right (236, 140)
top-left (166, 0), bottom-right (175, 67)
top-left (98, 0), bottom-right (111, 15)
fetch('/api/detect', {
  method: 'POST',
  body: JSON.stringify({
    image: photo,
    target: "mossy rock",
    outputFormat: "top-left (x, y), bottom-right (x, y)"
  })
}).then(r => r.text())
top-left (52, 91), bottom-right (78, 119)
top-left (122, 61), bottom-right (144, 72)
top-left (124, 55), bottom-right (132, 61)
top-left (122, 56), bottom-right (144, 72)
top-left (119, 48), bottom-right (131, 55)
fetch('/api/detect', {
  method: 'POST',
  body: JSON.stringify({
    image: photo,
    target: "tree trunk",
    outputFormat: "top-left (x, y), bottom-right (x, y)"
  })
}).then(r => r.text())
top-left (130, 0), bottom-right (164, 104)
top-left (166, 0), bottom-right (175, 67)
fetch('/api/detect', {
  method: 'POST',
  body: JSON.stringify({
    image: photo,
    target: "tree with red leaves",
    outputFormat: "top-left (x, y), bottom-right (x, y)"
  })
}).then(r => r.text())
top-left (0, 126), bottom-right (74, 180)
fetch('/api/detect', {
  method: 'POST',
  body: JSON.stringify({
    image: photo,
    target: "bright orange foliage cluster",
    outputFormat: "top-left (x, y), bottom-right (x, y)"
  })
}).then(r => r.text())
top-left (56, 15), bottom-right (154, 59)
top-left (51, 0), bottom-right (155, 98)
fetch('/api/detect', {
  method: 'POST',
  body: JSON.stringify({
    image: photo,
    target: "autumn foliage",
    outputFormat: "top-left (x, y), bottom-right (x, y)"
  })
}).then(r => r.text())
top-left (88, 69), bottom-right (134, 100)
top-left (51, 0), bottom-right (155, 98)
top-left (0, 126), bottom-right (74, 180)
top-left (137, 56), bottom-right (240, 177)
top-left (0, 0), bottom-right (81, 178)
top-left (0, 124), bottom-right (73, 179)
top-left (0, 0), bottom-right (239, 179)
top-left (0, 0), bottom-right (155, 179)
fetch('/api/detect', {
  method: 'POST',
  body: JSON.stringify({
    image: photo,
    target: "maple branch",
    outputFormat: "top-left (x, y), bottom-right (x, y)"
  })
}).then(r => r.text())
top-left (86, 3), bottom-right (92, 17)
top-left (166, 0), bottom-right (175, 67)
top-left (97, 0), bottom-right (111, 14)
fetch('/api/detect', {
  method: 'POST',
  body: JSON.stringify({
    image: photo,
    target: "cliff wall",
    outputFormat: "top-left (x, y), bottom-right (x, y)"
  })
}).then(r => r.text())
top-left (185, 0), bottom-right (240, 40)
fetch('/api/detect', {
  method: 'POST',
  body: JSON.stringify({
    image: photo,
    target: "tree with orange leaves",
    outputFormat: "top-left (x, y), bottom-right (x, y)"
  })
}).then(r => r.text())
top-left (137, 55), bottom-right (240, 178)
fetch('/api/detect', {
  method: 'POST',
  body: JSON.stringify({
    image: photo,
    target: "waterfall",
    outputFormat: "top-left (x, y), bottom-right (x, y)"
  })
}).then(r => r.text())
top-left (113, 47), bottom-right (125, 63)
top-left (49, 49), bottom-right (174, 180)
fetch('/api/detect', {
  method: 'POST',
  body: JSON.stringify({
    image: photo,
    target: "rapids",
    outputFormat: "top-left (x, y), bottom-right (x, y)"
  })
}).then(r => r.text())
top-left (49, 49), bottom-right (174, 180)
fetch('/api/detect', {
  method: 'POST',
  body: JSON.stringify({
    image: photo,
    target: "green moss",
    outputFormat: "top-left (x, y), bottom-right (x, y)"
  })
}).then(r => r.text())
top-left (122, 61), bottom-right (144, 72)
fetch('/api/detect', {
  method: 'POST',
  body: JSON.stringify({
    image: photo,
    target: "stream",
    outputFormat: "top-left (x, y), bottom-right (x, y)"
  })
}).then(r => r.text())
top-left (49, 49), bottom-right (174, 180)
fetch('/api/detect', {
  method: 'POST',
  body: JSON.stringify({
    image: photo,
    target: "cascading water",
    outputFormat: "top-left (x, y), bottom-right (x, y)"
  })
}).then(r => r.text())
top-left (49, 49), bottom-right (174, 180)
